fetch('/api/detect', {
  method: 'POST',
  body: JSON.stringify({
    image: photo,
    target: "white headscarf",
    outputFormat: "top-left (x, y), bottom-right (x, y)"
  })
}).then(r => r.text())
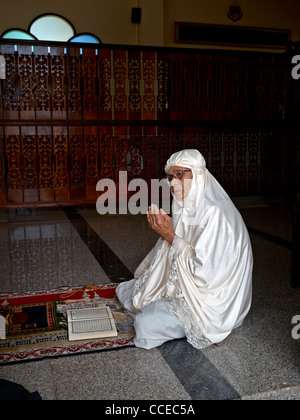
top-left (165, 149), bottom-right (208, 231)
top-left (133, 149), bottom-right (253, 349)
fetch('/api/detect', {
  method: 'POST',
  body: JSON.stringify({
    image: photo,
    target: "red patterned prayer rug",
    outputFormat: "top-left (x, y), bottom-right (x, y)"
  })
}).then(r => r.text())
top-left (0, 284), bottom-right (135, 364)
top-left (0, 302), bottom-right (58, 336)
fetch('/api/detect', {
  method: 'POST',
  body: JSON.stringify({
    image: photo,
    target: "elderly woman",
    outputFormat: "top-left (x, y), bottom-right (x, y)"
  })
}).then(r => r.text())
top-left (116, 149), bottom-right (253, 350)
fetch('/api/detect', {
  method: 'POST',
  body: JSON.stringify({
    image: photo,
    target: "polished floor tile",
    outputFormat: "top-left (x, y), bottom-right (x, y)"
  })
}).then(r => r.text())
top-left (0, 358), bottom-right (56, 400)
top-left (201, 235), bottom-right (300, 397)
top-left (76, 206), bottom-right (159, 274)
top-left (0, 210), bottom-right (110, 294)
top-left (159, 339), bottom-right (240, 400)
top-left (0, 347), bottom-right (191, 400)
top-left (50, 348), bottom-right (191, 400)
top-left (62, 207), bottom-right (134, 282)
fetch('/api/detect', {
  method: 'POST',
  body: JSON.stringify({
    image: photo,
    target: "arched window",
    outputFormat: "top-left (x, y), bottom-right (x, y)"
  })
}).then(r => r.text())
top-left (0, 14), bottom-right (101, 44)
top-left (69, 33), bottom-right (101, 44)
top-left (2, 29), bottom-right (37, 41)
top-left (29, 14), bottom-right (75, 42)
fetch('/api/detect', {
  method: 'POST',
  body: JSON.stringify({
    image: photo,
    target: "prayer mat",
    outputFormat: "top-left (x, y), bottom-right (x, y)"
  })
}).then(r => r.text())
top-left (0, 284), bottom-right (135, 364)
top-left (0, 302), bottom-right (58, 336)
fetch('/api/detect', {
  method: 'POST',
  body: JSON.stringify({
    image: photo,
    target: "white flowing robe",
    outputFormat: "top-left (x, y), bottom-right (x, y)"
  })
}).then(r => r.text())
top-left (121, 150), bottom-right (253, 349)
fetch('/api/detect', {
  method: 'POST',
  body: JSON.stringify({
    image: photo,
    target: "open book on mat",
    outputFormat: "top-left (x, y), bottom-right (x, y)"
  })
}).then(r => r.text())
top-left (67, 305), bottom-right (118, 341)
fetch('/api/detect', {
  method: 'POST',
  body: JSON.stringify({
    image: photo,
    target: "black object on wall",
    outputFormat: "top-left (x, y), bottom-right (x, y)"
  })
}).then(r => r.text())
top-left (131, 8), bottom-right (142, 24)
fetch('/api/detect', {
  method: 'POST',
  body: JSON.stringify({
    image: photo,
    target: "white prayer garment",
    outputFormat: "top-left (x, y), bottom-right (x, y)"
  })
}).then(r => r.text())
top-left (117, 149), bottom-right (253, 350)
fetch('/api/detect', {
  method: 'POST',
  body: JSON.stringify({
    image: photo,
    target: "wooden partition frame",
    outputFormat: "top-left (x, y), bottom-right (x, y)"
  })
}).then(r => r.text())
top-left (0, 40), bottom-right (291, 208)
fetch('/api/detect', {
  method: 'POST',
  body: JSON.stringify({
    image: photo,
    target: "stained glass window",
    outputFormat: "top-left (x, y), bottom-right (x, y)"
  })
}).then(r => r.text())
top-left (2, 29), bottom-right (36, 40)
top-left (69, 34), bottom-right (101, 44)
top-left (29, 14), bottom-right (75, 42)
top-left (1, 14), bottom-right (101, 44)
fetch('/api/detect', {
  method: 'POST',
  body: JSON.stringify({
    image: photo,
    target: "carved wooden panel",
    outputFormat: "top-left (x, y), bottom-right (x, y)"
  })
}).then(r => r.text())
top-left (128, 50), bottom-right (141, 120)
top-left (0, 44), bottom-right (19, 120)
top-left (113, 50), bottom-right (127, 120)
top-left (170, 131), bottom-right (185, 154)
top-left (53, 127), bottom-right (69, 201)
top-left (98, 49), bottom-right (112, 120)
top-left (143, 135), bottom-right (158, 181)
top-left (197, 56), bottom-right (210, 120)
top-left (18, 45), bottom-right (35, 120)
top-left (222, 56), bottom-right (237, 120)
top-left (210, 56), bottom-right (223, 120)
top-left (21, 126), bottom-right (38, 203)
top-left (260, 131), bottom-right (274, 193)
top-left (170, 53), bottom-right (184, 120)
top-left (66, 48), bottom-right (82, 120)
top-left (5, 126), bottom-right (22, 203)
top-left (0, 124), bottom-right (285, 206)
top-left (235, 132), bottom-right (248, 195)
top-left (184, 56), bottom-right (198, 120)
top-left (82, 48), bottom-right (98, 120)
top-left (222, 132), bottom-right (235, 193)
top-left (248, 132), bottom-right (260, 194)
top-left (0, 126), bottom-right (5, 204)
top-left (115, 134), bottom-right (129, 175)
top-left (236, 57), bottom-right (251, 120)
top-left (210, 131), bottom-right (223, 182)
top-left (69, 127), bottom-right (85, 200)
top-left (37, 126), bottom-right (54, 202)
top-left (0, 43), bottom-right (288, 125)
top-left (253, 56), bottom-right (286, 121)
top-left (34, 45), bottom-right (51, 120)
top-left (85, 126), bottom-right (99, 201)
top-left (142, 51), bottom-right (156, 120)
top-left (128, 135), bottom-right (143, 180)
top-left (157, 135), bottom-right (171, 180)
top-left (99, 132), bottom-right (115, 182)
top-left (157, 52), bottom-right (169, 120)
top-left (50, 46), bottom-right (67, 120)
top-left (197, 131), bottom-right (210, 167)
top-left (0, 42), bottom-right (290, 207)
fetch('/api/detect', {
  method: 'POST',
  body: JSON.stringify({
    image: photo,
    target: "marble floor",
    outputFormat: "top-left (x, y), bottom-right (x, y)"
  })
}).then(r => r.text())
top-left (0, 197), bottom-right (299, 400)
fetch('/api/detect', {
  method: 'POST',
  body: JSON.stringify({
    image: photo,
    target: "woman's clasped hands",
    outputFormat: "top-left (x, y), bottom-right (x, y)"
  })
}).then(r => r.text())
top-left (147, 204), bottom-right (175, 245)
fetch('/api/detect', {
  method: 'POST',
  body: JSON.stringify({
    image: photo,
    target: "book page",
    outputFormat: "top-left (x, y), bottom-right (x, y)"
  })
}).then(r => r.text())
top-left (71, 318), bottom-right (114, 334)
top-left (69, 307), bottom-right (109, 321)
top-left (67, 305), bottom-right (118, 341)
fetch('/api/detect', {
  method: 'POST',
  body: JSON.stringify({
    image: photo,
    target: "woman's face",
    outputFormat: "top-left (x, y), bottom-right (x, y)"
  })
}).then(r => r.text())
top-left (166, 166), bottom-right (193, 201)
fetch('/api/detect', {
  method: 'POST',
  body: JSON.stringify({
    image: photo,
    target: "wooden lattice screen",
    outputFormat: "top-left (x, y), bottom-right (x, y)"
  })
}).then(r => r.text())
top-left (0, 41), bottom-right (289, 207)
